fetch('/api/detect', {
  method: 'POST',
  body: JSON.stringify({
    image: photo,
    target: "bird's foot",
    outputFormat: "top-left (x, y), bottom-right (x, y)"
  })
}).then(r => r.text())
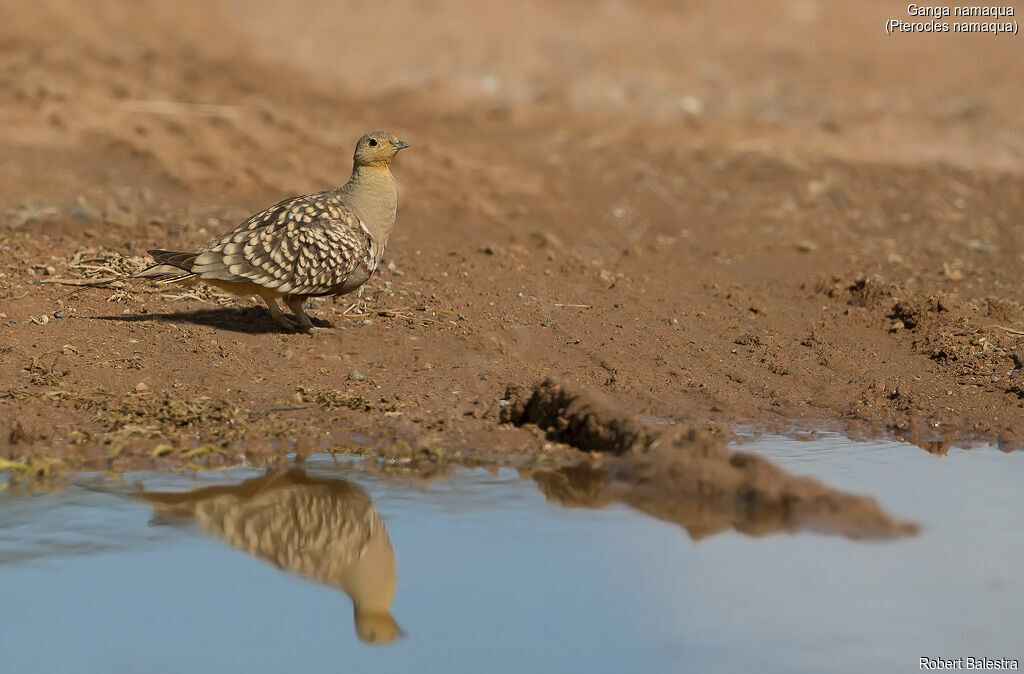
top-left (263, 297), bottom-right (301, 333)
top-left (274, 316), bottom-right (301, 332)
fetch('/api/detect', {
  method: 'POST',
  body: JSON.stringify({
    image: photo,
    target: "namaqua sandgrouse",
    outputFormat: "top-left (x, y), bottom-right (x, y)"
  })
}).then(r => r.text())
top-left (139, 468), bottom-right (403, 644)
top-left (114, 131), bottom-right (407, 333)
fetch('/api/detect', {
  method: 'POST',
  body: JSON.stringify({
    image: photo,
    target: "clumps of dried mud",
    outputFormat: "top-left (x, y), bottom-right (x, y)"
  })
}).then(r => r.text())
top-left (503, 379), bottom-right (918, 540)
top-left (95, 393), bottom-right (247, 439)
top-left (294, 387), bottom-right (399, 413)
top-left (1, 385), bottom-right (253, 476)
top-left (823, 275), bottom-right (1023, 379)
top-left (813, 275), bottom-right (1024, 449)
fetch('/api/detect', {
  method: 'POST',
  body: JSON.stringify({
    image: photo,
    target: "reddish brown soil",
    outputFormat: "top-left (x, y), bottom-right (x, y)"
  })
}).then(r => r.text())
top-left (3, 0), bottom-right (1024, 499)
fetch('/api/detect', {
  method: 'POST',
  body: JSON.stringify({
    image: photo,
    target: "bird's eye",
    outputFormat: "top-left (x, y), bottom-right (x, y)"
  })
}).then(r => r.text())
top-left (368, 139), bottom-right (378, 147)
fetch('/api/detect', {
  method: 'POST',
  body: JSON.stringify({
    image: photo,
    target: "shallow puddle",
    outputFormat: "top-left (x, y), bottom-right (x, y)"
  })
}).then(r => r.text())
top-left (1, 435), bottom-right (1022, 673)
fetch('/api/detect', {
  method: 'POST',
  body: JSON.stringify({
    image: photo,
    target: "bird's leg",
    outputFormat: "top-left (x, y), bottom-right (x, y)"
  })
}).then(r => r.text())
top-left (286, 296), bottom-right (334, 334)
top-left (263, 296), bottom-right (299, 332)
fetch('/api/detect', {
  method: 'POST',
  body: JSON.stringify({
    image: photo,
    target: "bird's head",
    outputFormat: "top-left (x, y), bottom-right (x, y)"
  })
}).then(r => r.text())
top-left (353, 131), bottom-right (409, 169)
top-left (354, 610), bottom-right (405, 645)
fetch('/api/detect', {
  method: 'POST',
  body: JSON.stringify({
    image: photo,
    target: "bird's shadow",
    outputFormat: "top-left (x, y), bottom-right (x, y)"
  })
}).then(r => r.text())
top-left (93, 307), bottom-right (332, 334)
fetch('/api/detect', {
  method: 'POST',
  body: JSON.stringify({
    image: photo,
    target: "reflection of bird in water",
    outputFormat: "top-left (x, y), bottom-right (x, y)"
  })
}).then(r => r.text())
top-left (138, 467), bottom-right (402, 644)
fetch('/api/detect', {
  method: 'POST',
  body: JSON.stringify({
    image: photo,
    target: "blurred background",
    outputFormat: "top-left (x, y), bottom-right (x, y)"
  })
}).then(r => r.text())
top-left (4, 0), bottom-right (1022, 195)
top-left (5, 0), bottom-right (1023, 263)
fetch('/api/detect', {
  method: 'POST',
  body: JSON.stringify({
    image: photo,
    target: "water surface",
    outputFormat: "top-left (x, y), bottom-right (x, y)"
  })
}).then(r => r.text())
top-left (1, 436), bottom-right (1021, 673)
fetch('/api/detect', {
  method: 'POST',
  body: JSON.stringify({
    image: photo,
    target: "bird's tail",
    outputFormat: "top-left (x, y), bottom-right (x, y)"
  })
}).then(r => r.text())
top-left (58, 249), bottom-right (199, 300)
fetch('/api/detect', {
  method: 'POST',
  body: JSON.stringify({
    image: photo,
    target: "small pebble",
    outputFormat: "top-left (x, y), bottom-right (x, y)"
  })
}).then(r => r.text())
top-left (348, 370), bottom-right (366, 382)
top-left (122, 309), bottom-right (130, 315)
top-left (39, 314), bottom-right (49, 325)
top-left (135, 382), bottom-right (149, 393)
top-left (362, 319), bottom-right (373, 326)
top-left (457, 314), bottom-right (468, 321)
top-left (53, 310), bottom-right (64, 319)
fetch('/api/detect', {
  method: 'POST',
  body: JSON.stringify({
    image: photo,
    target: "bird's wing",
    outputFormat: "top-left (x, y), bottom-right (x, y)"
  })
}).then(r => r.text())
top-left (189, 192), bottom-right (374, 295)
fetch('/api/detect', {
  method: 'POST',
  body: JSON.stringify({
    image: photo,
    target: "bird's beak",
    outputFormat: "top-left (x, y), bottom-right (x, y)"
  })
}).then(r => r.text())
top-left (394, 140), bottom-right (409, 150)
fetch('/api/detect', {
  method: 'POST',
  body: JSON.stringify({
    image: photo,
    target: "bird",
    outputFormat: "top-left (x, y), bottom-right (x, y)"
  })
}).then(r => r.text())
top-left (70, 131), bottom-right (408, 333)
top-left (138, 467), bottom-right (404, 644)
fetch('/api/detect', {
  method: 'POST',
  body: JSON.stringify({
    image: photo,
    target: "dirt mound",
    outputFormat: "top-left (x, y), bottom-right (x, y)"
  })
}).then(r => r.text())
top-left (500, 379), bottom-right (652, 454)
top-left (508, 379), bottom-right (917, 539)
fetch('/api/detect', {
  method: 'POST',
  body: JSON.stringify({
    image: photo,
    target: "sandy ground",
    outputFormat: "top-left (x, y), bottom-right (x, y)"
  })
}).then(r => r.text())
top-left (1, 0), bottom-right (1023, 527)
